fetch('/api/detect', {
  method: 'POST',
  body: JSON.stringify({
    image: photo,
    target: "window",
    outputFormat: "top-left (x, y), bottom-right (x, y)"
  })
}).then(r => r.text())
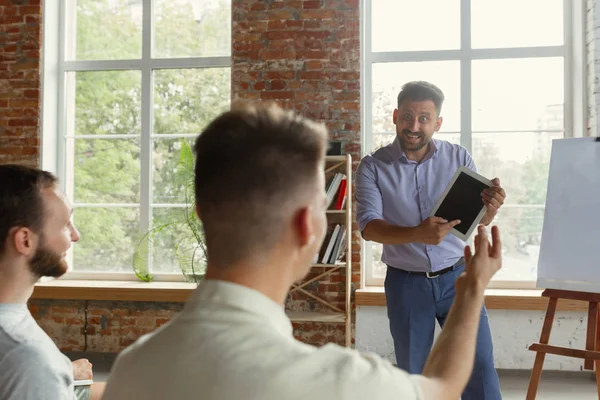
top-left (361, 0), bottom-right (586, 287)
top-left (42, 0), bottom-right (231, 280)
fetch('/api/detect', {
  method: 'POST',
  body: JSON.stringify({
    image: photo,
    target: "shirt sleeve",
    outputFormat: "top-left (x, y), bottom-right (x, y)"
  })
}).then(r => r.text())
top-left (319, 345), bottom-right (423, 400)
top-left (1, 344), bottom-right (75, 400)
top-left (463, 148), bottom-right (477, 172)
top-left (355, 157), bottom-right (384, 232)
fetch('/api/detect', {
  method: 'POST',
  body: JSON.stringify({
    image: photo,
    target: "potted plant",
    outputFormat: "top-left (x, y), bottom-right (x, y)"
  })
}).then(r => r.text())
top-left (132, 140), bottom-right (207, 284)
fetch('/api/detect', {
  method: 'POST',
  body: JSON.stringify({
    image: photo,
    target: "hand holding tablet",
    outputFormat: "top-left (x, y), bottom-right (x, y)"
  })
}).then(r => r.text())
top-left (429, 166), bottom-right (495, 241)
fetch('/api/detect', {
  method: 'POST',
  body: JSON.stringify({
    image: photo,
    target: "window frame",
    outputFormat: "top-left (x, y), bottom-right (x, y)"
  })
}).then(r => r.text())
top-left (41, 0), bottom-right (232, 281)
top-left (359, 0), bottom-right (587, 288)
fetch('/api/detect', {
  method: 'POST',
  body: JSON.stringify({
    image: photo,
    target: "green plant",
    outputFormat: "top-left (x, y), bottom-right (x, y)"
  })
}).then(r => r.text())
top-left (133, 140), bottom-right (207, 284)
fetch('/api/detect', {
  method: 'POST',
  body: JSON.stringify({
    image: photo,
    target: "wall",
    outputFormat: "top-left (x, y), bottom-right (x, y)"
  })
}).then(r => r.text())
top-left (231, 0), bottom-right (361, 346)
top-left (356, 307), bottom-right (589, 371)
top-left (0, 1), bottom-right (42, 166)
top-left (2, 0), bottom-right (360, 352)
top-left (2, 0), bottom-right (599, 360)
top-left (354, 0), bottom-right (600, 372)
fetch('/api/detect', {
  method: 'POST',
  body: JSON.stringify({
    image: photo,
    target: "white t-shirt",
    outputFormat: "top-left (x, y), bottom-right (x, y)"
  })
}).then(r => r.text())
top-left (104, 280), bottom-right (423, 400)
top-left (0, 304), bottom-right (75, 400)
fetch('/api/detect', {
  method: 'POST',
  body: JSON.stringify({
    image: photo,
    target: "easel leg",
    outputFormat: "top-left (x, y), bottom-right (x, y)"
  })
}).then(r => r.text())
top-left (526, 297), bottom-right (558, 400)
top-left (586, 302), bottom-right (598, 370)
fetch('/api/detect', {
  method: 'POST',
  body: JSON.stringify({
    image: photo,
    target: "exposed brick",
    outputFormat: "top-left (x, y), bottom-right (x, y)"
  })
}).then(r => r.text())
top-left (260, 91), bottom-right (295, 100)
top-left (304, 60), bottom-right (323, 70)
top-left (303, 1), bottom-right (322, 9)
top-left (261, 50), bottom-right (296, 60)
top-left (14, 0), bottom-right (363, 354)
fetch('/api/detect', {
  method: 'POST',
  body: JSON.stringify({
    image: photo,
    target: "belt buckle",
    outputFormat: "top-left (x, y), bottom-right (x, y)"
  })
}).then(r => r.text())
top-left (425, 271), bottom-right (439, 279)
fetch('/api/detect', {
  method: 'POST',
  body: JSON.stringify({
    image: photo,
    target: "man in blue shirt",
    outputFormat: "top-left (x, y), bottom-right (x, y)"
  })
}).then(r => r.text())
top-left (356, 81), bottom-right (506, 400)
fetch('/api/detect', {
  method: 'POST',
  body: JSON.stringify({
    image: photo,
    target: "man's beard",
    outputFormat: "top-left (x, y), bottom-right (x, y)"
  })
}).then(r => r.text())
top-left (28, 240), bottom-right (68, 279)
top-left (399, 129), bottom-right (430, 152)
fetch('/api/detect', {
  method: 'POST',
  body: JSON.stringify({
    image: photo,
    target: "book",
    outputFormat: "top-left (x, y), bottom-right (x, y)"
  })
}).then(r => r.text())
top-left (74, 380), bottom-right (93, 387)
top-left (321, 224), bottom-right (341, 264)
top-left (334, 179), bottom-right (347, 210)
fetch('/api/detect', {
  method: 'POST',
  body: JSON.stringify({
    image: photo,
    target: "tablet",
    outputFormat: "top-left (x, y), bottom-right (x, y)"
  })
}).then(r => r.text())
top-left (429, 166), bottom-right (492, 241)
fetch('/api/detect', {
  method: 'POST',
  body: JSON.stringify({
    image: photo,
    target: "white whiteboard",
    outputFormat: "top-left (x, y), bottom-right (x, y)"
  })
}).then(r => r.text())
top-left (537, 137), bottom-right (600, 293)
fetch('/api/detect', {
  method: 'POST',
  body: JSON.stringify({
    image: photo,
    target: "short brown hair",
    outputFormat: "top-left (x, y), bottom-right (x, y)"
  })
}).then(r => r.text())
top-left (397, 81), bottom-right (445, 116)
top-left (193, 103), bottom-right (328, 267)
top-left (0, 165), bottom-right (57, 257)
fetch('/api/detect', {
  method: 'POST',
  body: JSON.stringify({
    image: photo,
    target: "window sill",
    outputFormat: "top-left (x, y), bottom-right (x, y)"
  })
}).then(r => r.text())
top-left (31, 281), bottom-right (590, 311)
top-left (31, 280), bottom-right (197, 303)
top-left (356, 287), bottom-right (589, 311)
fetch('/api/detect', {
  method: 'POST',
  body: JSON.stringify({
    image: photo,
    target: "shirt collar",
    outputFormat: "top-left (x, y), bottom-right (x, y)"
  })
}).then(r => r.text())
top-left (186, 279), bottom-right (293, 337)
top-left (390, 136), bottom-right (439, 162)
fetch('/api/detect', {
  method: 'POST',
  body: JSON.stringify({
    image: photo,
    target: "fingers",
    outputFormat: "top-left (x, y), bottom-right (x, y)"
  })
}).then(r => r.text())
top-left (447, 219), bottom-right (461, 228)
top-left (484, 186), bottom-right (506, 200)
top-left (464, 245), bottom-right (472, 265)
top-left (489, 225), bottom-right (502, 258)
top-left (483, 195), bottom-right (502, 210)
top-left (430, 216), bottom-right (448, 224)
top-left (491, 177), bottom-right (501, 186)
top-left (473, 225), bottom-right (489, 256)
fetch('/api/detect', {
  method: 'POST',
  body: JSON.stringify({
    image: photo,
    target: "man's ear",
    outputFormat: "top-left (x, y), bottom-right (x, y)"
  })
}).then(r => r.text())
top-left (11, 227), bottom-right (37, 257)
top-left (393, 109), bottom-right (398, 125)
top-left (435, 116), bottom-right (443, 132)
top-left (295, 206), bottom-right (315, 248)
top-left (195, 204), bottom-right (201, 220)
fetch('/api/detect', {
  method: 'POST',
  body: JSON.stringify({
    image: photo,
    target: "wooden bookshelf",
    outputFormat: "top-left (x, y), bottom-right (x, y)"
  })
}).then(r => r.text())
top-left (287, 154), bottom-right (353, 347)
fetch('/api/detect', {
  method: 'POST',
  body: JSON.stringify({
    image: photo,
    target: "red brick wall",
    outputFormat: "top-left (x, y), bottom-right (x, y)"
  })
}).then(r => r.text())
top-left (233, 0), bottom-right (361, 346)
top-left (29, 300), bottom-right (183, 352)
top-left (10, 0), bottom-right (361, 352)
top-left (0, 0), bottom-right (42, 166)
top-left (29, 299), bottom-right (348, 351)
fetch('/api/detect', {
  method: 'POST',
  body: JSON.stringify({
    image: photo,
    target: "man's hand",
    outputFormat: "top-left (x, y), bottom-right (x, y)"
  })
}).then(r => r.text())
top-left (457, 225), bottom-right (502, 293)
top-left (416, 216), bottom-right (461, 245)
top-left (482, 178), bottom-right (505, 215)
top-left (72, 358), bottom-right (93, 381)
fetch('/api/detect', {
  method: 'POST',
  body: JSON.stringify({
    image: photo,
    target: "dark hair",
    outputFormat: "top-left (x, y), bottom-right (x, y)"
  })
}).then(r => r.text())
top-left (397, 81), bottom-right (445, 116)
top-left (0, 165), bottom-right (57, 257)
top-left (193, 103), bottom-right (328, 267)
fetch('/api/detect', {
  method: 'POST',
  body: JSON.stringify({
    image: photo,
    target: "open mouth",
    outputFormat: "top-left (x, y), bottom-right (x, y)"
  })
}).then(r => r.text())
top-left (403, 132), bottom-right (423, 143)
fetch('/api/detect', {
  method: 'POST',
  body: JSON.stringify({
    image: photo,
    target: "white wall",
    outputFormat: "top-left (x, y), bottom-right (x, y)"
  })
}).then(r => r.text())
top-left (355, 0), bottom-right (600, 371)
top-left (356, 307), bottom-right (588, 370)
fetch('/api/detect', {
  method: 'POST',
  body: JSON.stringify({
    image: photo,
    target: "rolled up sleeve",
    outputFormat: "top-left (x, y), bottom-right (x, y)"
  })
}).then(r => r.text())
top-left (355, 157), bottom-right (384, 232)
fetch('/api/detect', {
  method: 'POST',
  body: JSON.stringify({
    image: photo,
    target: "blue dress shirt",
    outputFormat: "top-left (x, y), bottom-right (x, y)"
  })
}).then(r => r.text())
top-left (356, 137), bottom-right (476, 273)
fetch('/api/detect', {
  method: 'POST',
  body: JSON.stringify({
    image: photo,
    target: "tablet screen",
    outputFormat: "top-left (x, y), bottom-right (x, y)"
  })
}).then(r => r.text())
top-left (433, 171), bottom-right (490, 235)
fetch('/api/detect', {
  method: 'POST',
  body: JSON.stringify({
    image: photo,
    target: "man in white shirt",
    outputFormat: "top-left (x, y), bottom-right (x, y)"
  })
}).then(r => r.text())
top-left (104, 103), bottom-right (503, 400)
top-left (0, 164), bottom-right (105, 400)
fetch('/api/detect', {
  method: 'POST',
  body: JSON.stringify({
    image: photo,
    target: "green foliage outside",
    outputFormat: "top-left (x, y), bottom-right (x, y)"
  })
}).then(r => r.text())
top-left (71, 0), bottom-right (230, 274)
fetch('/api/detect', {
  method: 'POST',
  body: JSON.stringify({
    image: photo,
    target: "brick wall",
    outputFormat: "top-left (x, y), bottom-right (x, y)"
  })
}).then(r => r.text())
top-left (30, 300), bottom-right (182, 352)
top-left (7, 0), bottom-right (600, 355)
top-left (0, 0), bottom-right (42, 166)
top-left (232, 0), bottom-right (361, 346)
top-left (16, 0), bottom-right (360, 352)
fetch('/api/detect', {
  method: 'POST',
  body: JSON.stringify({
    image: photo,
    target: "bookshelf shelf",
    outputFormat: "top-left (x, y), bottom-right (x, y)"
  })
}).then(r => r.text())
top-left (287, 311), bottom-right (345, 323)
top-left (326, 210), bottom-right (345, 215)
top-left (311, 262), bottom-right (345, 268)
top-left (287, 154), bottom-right (353, 347)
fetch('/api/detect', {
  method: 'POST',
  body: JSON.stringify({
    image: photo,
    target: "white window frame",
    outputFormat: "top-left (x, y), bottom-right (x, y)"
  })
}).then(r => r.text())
top-left (41, 0), bottom-right (231, 281)
top-left (359, 0), bottom-right (587, 288)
